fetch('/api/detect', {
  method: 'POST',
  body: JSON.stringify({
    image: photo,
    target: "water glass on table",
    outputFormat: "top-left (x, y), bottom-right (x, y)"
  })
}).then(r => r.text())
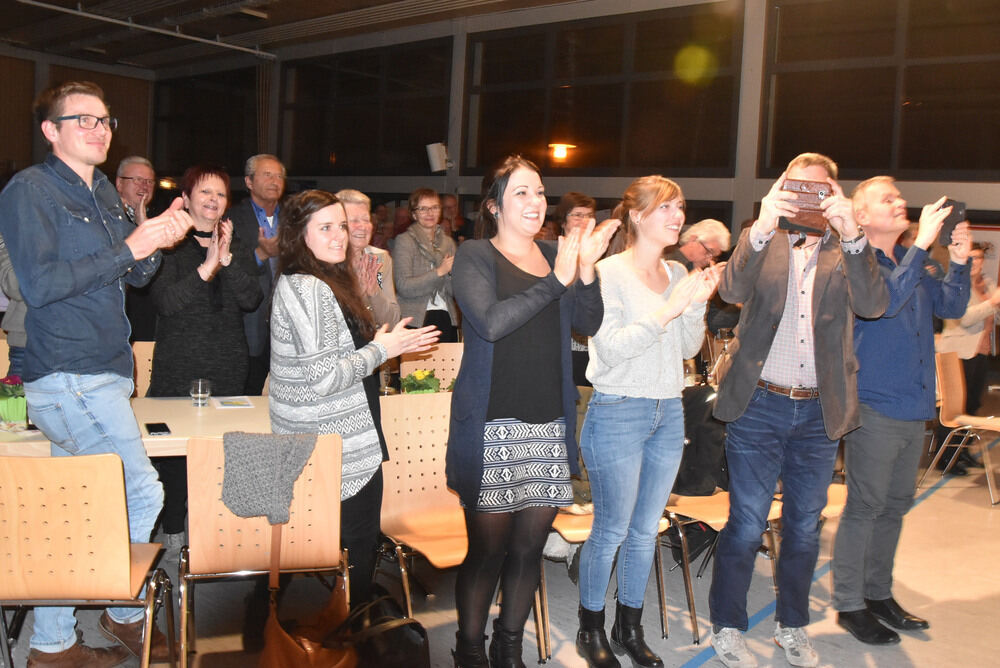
top-left (190, 378), bottom-right (212, 406)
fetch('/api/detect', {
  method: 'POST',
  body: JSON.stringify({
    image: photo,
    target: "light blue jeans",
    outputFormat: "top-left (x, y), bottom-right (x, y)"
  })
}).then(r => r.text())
top-left (24, 372), bottom-right (164, 653)
top-left (578, 392), bottom-right (684, 610)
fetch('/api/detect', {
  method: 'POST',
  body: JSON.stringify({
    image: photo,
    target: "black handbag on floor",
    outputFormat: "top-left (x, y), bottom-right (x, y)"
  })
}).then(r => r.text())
top-left (325, 584), bottom-right (429, 668)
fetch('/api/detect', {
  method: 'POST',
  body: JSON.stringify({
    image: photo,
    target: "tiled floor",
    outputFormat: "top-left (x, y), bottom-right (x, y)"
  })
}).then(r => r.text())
top-left (6, 447), bottom-right (1000, 667)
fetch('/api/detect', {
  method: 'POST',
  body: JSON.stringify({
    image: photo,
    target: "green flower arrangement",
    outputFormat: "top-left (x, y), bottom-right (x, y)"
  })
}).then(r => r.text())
top-left (400, 369), bottom-right (441, 394)
top-left (0, 374), bottom-right (27, 423)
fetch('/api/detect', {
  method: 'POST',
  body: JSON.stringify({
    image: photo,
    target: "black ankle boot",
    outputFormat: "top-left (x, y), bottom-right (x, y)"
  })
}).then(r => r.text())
top-left (488, 619), bottom-right (525, 668)
top-left (453, 631), bottom-right (489, 668)
top-left (576, 605), bottom-right (620, 668)
top-left (610, 602), bottom-right (663, 668)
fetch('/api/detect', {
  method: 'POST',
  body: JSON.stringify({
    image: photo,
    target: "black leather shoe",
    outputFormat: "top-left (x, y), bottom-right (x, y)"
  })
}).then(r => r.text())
top-left (959, 450), bottom-right (984, 468)
top-left (610, 602), bottom-right (663, 668)
top-left (938, 459), bottom-right (968, 476)
top-left (866, 597), bottom-right (930, 631)
top-left (837, 609), bottom-right (900, 645)
top-left (488, 619), bottom-right (526, 668)
top-left (576, 606), bottom-right (620, 668)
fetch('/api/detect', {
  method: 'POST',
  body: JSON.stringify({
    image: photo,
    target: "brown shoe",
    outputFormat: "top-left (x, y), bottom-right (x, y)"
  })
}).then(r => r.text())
top-left (99, 611), bottom-right (173, 662)
top-left (27, 643), bottom-right (129, 667)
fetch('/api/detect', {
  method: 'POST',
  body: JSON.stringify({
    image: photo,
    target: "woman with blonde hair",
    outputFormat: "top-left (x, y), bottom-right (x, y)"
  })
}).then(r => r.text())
top-left (576, 176), bottom-right (721, 668)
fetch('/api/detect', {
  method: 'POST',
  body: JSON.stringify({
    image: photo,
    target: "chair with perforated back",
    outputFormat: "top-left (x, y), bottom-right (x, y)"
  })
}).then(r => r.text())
top-left (399, 342), bottom-right (464, 387)
top-left (132, 341), bottom-right (155, 398)
top-left (178, 434), bottom-right (344, 668)
top-left (664, 491), bottom-right (782, 643)
top-left (377, 392), bottom-right (466, 618)
top-left (917, 351), bottom-right (1000, 504)
top-left (0, 453), bottom-right (175, 668)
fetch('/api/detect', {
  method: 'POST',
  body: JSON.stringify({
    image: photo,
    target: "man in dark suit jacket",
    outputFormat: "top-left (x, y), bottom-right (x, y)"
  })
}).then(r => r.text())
top-left (229, 154), bottom-right (285, 395)
top-left (707, 153), bottom-right (888, 668)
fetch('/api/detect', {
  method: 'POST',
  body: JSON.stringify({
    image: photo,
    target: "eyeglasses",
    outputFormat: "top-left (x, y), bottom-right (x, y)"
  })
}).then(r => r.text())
top-left (415, 205), bottom-right (441, 214)
top-left (698, 240), bottom-right (721, 259)
top-left (54, 114), bottom-right (118, 131)
top-left (119, 176), bottom-right (155, 187)
top-left (566, 212), bottom-right (593, 220)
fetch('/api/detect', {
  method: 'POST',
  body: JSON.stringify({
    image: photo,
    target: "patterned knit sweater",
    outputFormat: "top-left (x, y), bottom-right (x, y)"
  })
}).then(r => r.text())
top-left (269, 273), bottom-right (387, 499)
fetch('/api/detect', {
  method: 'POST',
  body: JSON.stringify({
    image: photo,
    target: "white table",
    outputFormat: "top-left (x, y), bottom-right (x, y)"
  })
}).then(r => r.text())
top-left (0, 396), bottom-right (271, 457)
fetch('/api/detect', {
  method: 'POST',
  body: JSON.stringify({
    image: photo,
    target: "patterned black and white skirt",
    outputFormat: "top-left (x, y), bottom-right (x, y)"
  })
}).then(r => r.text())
top-left (476, 416), bottom-right (572, 512)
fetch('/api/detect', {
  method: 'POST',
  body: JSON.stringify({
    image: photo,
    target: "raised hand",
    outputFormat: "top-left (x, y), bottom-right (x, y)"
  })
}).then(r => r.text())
top-left (217, 219), bottom-right (234, 267)
top-left (373, 318), bottom-right (441, 359)
top-left (754, 171), bottom-right (798, 237)
top-left (554, 227), bottom-right (582, 286)
top-left (437, 253), bottom-right (455, 277)
top-left (821, 180), bottom-right (860, 239)
top-left (948, 221), bottom-right (971, 264)
top-left (579, 218), bottom-right (622, 281)
top-left (257, 226), bottom-right (279, 261)
top-left (355, 252), bottom-right (382, 296)
top-left (125, 197), bottom-right (192, 260)
top-left (913, 196), bottom-right (950, 250)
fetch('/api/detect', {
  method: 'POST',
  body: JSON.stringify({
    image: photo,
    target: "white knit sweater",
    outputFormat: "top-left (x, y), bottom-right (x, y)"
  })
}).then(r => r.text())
top-left (586, 253), bottom-right (706, 399)
top-left (269, 273), bottom-right (387, 499)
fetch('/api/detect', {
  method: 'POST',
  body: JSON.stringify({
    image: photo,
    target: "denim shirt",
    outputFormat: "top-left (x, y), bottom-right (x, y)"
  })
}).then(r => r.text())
top-left (0, 154), bottom-right (161, 382)
top-left (854, 244), bottom-right (969, 421)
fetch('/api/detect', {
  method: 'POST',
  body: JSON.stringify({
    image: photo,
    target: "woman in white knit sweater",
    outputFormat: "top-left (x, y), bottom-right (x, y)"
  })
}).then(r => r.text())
top-left (269, 190), bottom-right (438, 605)
top-left (576, 176), bottom-right (721, 668)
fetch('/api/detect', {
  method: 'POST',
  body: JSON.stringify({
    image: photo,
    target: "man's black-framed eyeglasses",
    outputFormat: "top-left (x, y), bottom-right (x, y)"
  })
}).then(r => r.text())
top-left (53, 114), bottom-right (118, 131)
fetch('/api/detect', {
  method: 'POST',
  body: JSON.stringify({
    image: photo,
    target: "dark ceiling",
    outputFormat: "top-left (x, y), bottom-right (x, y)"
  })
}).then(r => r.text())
top-left (1, 0), bottom-right (572, 72)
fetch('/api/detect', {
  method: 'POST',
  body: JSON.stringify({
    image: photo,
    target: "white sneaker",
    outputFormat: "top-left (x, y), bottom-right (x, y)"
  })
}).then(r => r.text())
top-left (774, 623), bottom-right (819, 667)
top-left (711, 627), bottom-right (758, 668)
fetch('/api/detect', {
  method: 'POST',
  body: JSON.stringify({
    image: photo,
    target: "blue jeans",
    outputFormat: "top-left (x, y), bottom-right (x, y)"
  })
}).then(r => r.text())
top-left (24, 372), bottom-right (164, 652)
top-left (709, 386), bottom-right (838, 630)
top-left (7, 344), bottom-right (25, 378)
top-left (579, 393), bottom-right (684, 610)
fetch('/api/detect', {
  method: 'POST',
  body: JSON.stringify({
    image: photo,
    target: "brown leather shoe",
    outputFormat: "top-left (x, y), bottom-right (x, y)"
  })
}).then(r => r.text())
top-left (27, 643), bottom-right (129, 667)
top-left (99, 611), bottom-right (173, 662)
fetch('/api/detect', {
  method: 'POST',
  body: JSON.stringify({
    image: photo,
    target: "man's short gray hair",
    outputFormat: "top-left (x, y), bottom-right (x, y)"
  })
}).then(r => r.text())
top-left (680, 218), bottom-right (731, 251)
top-left (335, 189), bottom-right (371, 209)
top-left (244, 154), bottom-right (285, 179)
top-left (116, 156), bottom-right (154, 178)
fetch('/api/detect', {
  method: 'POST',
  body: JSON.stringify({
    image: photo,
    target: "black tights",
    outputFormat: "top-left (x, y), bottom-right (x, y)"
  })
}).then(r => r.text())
top-left (454, 505), bottom-right (557, 643)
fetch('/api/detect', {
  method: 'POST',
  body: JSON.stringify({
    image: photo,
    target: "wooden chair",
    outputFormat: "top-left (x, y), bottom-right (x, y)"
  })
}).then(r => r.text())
top-left (399, 342), bottom-right (464, 387)
top-left (0, 453), bottom-right (175, 668)
top-left (377, 392), bottom-right (466, 618)
top-left (178, 434), bottom-right (345, 668)
top-left (917, 351), bottom-right (999, 504)
top-left (132, 341), bottom-right (155, 398)
top-left (664, 492), bottom-right (782, 643)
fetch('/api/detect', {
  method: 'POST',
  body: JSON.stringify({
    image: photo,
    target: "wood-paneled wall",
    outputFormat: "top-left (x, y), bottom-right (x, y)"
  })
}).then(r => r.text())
top-left (0, 56), bottom-right (35, 184)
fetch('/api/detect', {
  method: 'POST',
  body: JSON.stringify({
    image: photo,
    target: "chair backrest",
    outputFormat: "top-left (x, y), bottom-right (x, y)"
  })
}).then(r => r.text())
top-left (185, 433), bottom-right (342, 575)
top-left (0, 453), bottom-right (133, 600)
top-left (379, 392), bottom-right (460, 519)
top-left (132, 340), bottom-right (155, 398)
top-left (936, 351), bottom-right (967, 427)
top-left (400, 343), bottom-right (464, 387)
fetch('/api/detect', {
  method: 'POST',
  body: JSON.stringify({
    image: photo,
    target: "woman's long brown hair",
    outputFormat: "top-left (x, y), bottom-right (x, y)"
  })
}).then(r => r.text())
top-left (276, 189), bottom-right (375, 338)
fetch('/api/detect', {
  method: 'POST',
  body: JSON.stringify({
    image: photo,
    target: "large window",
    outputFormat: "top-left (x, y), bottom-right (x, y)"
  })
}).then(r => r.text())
top-left (153, 68), bottom-right (256, 176)
top-left (465, 3), bottom-right (742, 176)
top-left (281, 38), bottom-right (452, 176)
top-left (762, 0), bottom-right (1000, 180)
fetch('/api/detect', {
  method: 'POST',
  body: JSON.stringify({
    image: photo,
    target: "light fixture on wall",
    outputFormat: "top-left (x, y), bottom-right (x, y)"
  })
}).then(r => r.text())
top-left (548, 143), bottom-right (576, 161)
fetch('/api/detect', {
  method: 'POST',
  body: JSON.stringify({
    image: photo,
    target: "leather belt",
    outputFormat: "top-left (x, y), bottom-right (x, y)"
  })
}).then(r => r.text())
top-left (756, 379), bottom-right (820, 400)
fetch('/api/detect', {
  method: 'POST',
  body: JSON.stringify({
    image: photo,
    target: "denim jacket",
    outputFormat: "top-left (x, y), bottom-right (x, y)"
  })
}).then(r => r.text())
top-left (0, 154), bottom-right (161, 382)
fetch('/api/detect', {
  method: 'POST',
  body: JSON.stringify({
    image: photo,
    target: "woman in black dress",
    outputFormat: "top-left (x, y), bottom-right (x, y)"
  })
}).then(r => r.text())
top-left (148, 164), bottom-right (262, 549)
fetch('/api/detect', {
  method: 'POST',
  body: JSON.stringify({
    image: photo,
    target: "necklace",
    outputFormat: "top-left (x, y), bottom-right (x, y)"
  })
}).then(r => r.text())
top-left (192, 229), bottom-right (213, 238)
